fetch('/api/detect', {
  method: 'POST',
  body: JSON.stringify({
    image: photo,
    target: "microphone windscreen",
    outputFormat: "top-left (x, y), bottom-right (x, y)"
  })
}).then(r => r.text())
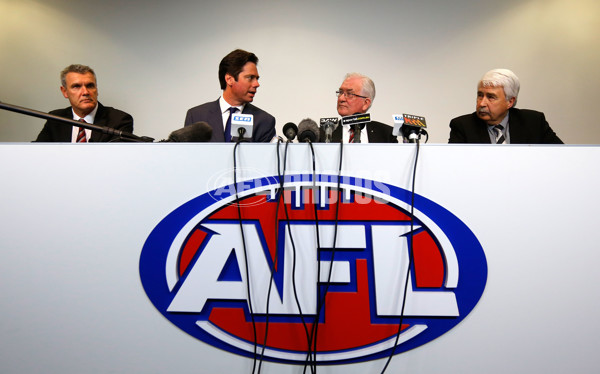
top-left (168, 122), bottom-right (213, 142)
top-left (297, 118), bottom-right (319, 142)
top-left (282, 122), bottom-right (298, 140)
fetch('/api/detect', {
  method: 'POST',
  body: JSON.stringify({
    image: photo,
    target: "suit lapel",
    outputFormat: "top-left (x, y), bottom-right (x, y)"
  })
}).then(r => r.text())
top-left (366, 122), bottom-right (377, 142)
top-left (472, 114), bottom-right (492, 143)
top-left (89, 103), bottom-right (106, 142)
top-left (506, 109), bottom-right (524, 143)
top-left (209, 100), bottom-right (225, 142)
top-left (55, 107), bottom-right (75, 142)
top-left (332, 125), bottom-right (343, 142)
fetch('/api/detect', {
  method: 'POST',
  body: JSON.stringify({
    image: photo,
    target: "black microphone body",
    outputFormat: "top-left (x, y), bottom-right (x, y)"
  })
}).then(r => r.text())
top-left (341, 113), bottom-right (370, 144)
top-left (351, 123), bottom-right (365, 143)
top-left (297, 118), bottom-right (319, 143)
top-left (0, 100), bottom-right (153, 142)
top-left (163, 121), bottom-right (213, 142)
top-left (319, 118), bottom-right (339, 143)
top-left (400, 114), bottom-right (427, 143)
top-left (282, 122), bottom-right (298, 141)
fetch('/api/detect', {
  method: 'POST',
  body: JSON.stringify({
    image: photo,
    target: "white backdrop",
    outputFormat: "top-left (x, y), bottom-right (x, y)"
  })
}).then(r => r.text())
top-left (0, 143), bottom-right (599, 373)
top-left (1, 0), bottom-right (599, 144)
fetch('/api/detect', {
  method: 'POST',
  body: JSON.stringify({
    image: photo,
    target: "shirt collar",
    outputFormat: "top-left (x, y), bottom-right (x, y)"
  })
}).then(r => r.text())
top-left (72, 104), bottom-right (98, 123)
top-left (219, 96), bottom-right (245, 114)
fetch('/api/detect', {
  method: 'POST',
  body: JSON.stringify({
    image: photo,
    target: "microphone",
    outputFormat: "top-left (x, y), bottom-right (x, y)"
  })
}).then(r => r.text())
top-left (231, 113), bottom-right (254, 141)
top-left (392, 114), bottom-right (404, 137)
top-left (341, 113), bottom-right (370, 143)
top-left (0, 100), bottom-right (154, 142)
top-left (162, 121), bottom-right (213, 142)
top-left (297, 118), bottom-right (319, 142)
top-left (398, 113), bottom-right (427, 143)
top-left (319, 117), bottom-right (339, 143)
top-left (282, 122), bottom-right (298, 141)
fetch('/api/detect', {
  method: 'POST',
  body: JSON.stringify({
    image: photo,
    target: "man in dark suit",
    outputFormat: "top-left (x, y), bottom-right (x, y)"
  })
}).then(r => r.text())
top-left (327, 72), bottom-right (397, 143)
top-left (184, 49), bottom-right (275, 142)
top-left (448, 69), bottom-right (562, 144)
top-left (35, 64), bottom-right (133, 142)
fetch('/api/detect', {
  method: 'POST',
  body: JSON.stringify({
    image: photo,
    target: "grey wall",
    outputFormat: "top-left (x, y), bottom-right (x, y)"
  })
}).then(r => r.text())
top-left (1, 0), bottom-right (599, 144)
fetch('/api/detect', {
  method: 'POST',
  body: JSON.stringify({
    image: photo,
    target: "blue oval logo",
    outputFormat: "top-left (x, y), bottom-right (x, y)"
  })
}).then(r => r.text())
top-left (139, 174), bottom-right (487, 364)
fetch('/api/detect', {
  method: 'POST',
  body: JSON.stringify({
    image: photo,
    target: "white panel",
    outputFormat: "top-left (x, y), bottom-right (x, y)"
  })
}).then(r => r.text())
top-left (0, 143), bottom-right (599, 374)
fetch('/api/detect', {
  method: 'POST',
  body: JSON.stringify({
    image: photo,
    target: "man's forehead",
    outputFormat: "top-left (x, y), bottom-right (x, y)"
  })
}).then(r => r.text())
top-left (66, 72), bottom-right (96, 83)
top-left (478, 82), bottom-right (503, 90)
top-left (340, 78), bottom-right (362, 91)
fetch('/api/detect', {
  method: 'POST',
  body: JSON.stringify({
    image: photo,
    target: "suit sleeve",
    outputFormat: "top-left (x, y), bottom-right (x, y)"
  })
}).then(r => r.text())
top-left (388, 127), bottom-right (399, 143)
top-left (184, 109), bottom-right (194, 127)
top-left (34, 108), bottom-right (69, 142)
top-left (35, 120), bottom-right (53, 142)
top-left (116, 112), bottom-right (134, 133)
top-left (97, 107), bottom-right (134, 142)
top-left (253, 114), bottom-right (276, 142)
top-left (539, 113), bottom-right (563, 144)
top-left (448, 118), bottom-right (466, 143)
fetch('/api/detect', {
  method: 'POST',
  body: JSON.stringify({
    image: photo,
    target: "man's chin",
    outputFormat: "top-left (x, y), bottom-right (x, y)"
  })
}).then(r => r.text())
top-left (337, 108), bottom-right (350, 117)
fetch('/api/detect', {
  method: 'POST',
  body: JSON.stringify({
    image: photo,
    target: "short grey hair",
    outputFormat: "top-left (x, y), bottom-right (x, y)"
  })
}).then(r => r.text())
top-left (60, 64), bottom-right (96, 88)
top-left (479, 68), bottom-right (520, 106)
top-left (344, 72), bottom-right (376, 107)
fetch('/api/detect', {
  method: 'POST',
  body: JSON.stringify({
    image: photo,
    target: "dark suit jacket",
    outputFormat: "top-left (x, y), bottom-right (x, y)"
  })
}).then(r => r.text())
top-left (448, 108), bottom-right (563, 144)
top-left (321, 120), bottom-right (398, 143)
top-left (35, 103), bottom-right (134, 142)
top-left (184, 99), bottom-right (276, 142)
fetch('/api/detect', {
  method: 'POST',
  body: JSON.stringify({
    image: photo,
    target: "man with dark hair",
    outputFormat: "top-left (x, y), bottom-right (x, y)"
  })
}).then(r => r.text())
top-left (35, 64), bottom-right (133, 142)
top-left (448, 68), bottom-right (562, 144)
top-left (184, 49), bottom-right (276, 142)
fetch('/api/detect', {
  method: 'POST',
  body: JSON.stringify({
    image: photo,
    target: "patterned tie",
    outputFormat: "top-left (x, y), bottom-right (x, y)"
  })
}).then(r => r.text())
top-left (348, 127), bottom-right (355, 143)
top-left (224, 107), bottom-right (238, 142)
top-left (77, 119), bottom-right (88, 143)
top-left (493, 125), bottom-right (505, 144)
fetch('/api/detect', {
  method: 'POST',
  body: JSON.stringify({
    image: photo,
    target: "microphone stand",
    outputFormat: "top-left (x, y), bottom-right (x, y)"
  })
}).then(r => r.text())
top-left (0, 100), bottom-right (154, 142)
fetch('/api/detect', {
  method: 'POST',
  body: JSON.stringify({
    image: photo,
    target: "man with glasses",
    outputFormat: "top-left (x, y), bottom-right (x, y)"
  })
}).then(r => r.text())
top-left (326, 72), bottom-right (397, 143)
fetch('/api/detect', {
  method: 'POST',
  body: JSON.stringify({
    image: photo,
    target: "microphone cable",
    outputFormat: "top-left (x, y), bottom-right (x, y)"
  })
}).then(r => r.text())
top-left (233, 140), bottom-right (258, 374)
top-left (281, 140), bottom-right (314, 374)
top-left (257, 138), bottom-right (285, 374)
top-left (379, 139), bottom-right (421, 374)
top-left (303, 140), bottom-right (344, 374)
top-left (257, 139), bottom-right (313, 374)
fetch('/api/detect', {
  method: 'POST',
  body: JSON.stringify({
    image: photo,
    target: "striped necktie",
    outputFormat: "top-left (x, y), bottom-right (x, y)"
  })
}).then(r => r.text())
top-left (77, 119), bottom-right (88, 143)
top-left (349, 127), bottom-right (355, 143)
top-left (493, 125), bottom-right (505, 144)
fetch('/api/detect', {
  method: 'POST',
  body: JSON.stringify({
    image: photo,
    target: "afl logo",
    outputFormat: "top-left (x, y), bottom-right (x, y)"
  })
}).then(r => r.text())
top-left (139, 174), bottom-right (487, 364)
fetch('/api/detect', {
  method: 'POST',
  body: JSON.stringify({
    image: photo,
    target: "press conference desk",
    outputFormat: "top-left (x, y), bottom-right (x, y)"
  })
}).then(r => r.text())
top-left (0, 143), bottom-right (598, 374)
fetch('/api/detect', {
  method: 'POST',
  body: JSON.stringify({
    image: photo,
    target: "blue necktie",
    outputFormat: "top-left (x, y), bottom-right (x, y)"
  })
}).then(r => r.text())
top-left (224, 107), bottom-right (238, 142)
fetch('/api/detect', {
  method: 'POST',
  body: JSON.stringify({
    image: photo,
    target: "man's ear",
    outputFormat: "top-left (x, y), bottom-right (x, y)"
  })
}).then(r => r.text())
top-left (362, 98), bottom-right (372, 112)
top-left (225, 73), bottom-right (236, 87)
top-left (60, 86), bottom-right (68, 99)
top-left (507, 97), bottom-right (516, 109)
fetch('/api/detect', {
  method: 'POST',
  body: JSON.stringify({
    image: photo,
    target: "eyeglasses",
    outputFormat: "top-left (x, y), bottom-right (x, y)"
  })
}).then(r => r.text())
top-left (336, 90), bottom-right (368, 100)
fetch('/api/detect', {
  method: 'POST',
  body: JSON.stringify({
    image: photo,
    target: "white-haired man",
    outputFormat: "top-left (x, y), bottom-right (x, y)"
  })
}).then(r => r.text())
top-left (448, 68), bottom-right (562, 144)
top-left (325, 72), bottom-right (397, 143)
